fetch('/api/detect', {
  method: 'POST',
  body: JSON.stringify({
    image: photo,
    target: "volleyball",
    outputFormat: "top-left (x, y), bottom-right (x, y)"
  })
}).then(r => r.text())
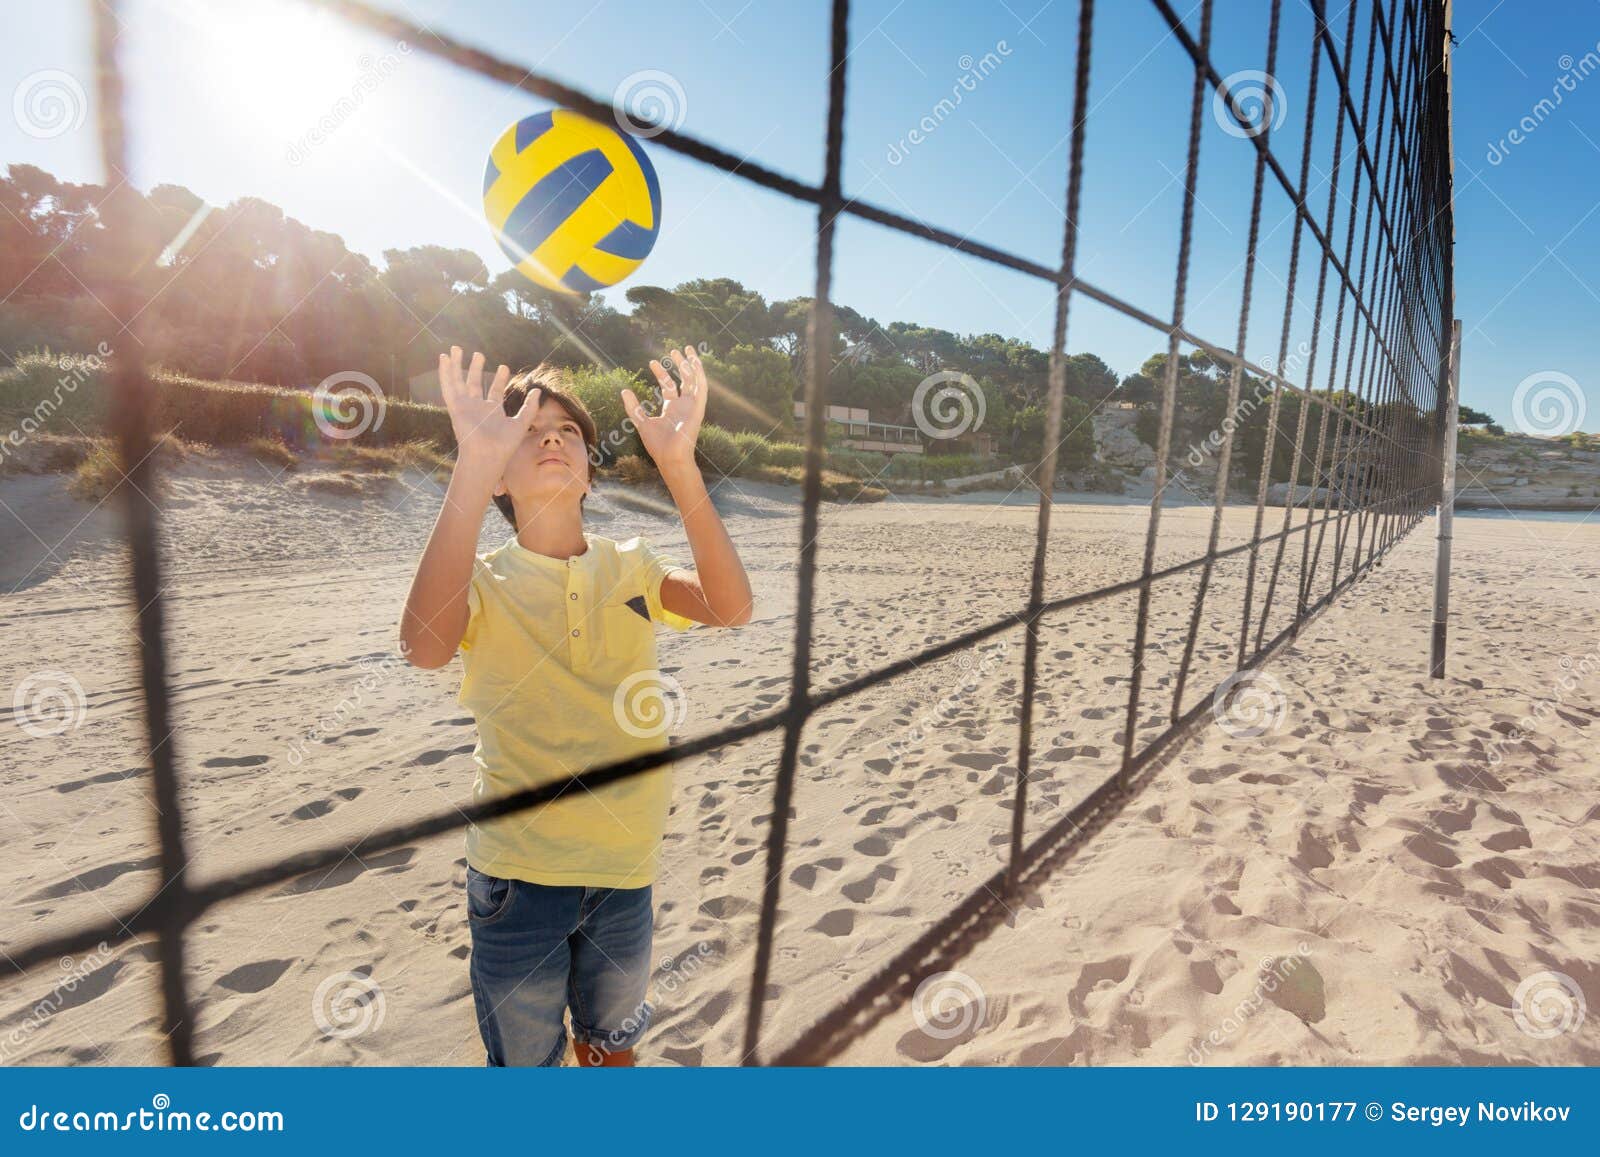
top-left (482, 109), bottom-right (662, 295)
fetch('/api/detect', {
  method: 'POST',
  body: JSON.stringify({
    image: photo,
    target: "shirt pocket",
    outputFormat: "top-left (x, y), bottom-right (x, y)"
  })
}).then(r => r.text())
top-left (601, 597), bottom-right (656, 668)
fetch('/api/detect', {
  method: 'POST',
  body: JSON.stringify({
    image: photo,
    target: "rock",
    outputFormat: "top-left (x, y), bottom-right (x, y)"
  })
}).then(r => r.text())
top-left (1092, 410), bottom-right (1156, 471)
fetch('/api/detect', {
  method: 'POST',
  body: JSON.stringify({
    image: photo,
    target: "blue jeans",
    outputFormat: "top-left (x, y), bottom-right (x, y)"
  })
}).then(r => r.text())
top-left (465, 865), bottom-right (655, 1067)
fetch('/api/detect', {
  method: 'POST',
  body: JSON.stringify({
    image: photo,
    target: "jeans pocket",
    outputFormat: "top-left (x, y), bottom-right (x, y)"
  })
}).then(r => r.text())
top-left (466, 866), bottom-right (516, 924)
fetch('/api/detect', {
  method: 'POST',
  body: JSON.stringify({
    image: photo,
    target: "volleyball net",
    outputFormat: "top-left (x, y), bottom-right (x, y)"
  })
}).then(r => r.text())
top-left (9, 0), bottom-right (1454, 1066)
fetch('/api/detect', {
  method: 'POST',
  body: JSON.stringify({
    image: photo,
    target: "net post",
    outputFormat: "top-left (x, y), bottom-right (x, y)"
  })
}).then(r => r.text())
top-left (91, 0), bottom-right (197, 1068)
top-left (740, 0), bottom-right (850, 1066)
top-left (1430, 318), bottom-right (1461, 678)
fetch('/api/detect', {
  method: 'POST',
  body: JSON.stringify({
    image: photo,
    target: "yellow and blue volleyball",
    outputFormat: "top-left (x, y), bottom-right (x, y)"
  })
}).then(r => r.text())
top-left (482, 110), bottom-right (662, 295)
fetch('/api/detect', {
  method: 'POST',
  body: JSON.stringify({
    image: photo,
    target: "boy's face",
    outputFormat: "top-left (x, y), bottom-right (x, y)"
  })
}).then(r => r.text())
top-left (495, 398), bottom-right (592, 519)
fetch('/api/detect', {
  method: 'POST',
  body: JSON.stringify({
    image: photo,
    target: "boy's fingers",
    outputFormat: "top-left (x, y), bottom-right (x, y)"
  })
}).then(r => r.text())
top-left (684, 346), bottom-right (705, 395)
top-left (438, 353), bottom-right (454, 402)
top-left (466, 351), bottom-right (486, 396)
top-left (691, 359), bottom-right (709, 415)
top-left (511, 384), bottom-right (542, 424)
top-left (487, 364), bottom-right (511, 405)
top-left (621, 386), bottom-right (649, 421)
top-left (450, 346), bottom-right (465, 389)
top-left (647, 359), bottom-right (677, 398)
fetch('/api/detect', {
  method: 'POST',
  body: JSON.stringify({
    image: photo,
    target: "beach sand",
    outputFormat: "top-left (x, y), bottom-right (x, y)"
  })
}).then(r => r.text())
top-left (2, 451), bottom-right (1595, 1065)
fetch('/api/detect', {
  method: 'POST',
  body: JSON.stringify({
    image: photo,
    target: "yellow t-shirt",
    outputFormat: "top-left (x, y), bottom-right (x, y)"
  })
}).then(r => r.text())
top-left (458, 532), bottom-right (696, 888)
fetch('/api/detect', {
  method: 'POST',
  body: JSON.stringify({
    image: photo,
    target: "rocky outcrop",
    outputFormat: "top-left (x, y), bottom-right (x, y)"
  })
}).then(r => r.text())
top-left (1455, 434), bottom-right (1600, 510)
top-left (1092, 409), bottom-right (1155, 471)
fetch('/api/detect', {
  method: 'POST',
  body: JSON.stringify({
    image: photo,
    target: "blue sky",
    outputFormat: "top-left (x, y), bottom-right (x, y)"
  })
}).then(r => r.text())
top-left (3, 0), bottom-right (1596, 427)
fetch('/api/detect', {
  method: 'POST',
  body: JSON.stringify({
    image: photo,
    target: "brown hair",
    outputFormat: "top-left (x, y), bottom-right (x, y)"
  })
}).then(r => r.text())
top-left (491, 365), bottom-right (600, 529)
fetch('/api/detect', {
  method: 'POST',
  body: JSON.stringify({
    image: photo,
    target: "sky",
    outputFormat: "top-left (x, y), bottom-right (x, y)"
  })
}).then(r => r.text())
top-left (2, 0), bottom-right (1597, 429)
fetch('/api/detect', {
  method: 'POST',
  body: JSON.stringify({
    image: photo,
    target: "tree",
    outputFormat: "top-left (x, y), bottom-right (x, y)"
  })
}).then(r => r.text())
top-left (700, 343), bottom-right (796, 436)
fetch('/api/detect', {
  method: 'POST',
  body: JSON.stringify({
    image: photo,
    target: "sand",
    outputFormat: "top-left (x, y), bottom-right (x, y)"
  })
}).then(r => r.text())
top-left (1, 450), bottom-right (1596, 1066)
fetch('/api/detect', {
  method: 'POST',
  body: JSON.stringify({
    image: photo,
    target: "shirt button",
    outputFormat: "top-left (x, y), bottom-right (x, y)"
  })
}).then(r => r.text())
top-left (571, 628), bottom-right (581, 637)
top-left (569, 592), bottom-right (578, 600)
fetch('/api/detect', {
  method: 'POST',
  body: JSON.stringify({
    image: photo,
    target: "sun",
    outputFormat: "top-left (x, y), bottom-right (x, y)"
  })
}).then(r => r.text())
top-left (164, 0), bottom-right (381, 145)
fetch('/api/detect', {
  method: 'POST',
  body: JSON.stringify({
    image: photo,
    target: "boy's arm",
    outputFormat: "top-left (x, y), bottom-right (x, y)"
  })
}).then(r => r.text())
top-left (399, 457), bottom-right (499, 667)
top-left (658, 459), bottom-right (754, 627)
top-left (400, 348), bottom-right (537, 668)
top-left (622, 345), bottom-right (754, 628)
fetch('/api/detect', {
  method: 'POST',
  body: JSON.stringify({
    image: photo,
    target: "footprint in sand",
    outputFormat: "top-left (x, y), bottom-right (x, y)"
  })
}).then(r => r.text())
top-left (841, 864), bottom-right (897, 903)
top-left (788, 857), bottom-right (844, 891)
top-left (811, 909), bottom-right (854, 937)
top-left (409, 743), bottom-right (474, 766)
top-left (1294, 826), bottom-right (1335, 871)
top-left (214, 958), bottom-right (294, 994)
top-left (25, 856), bottom-right (160, 902)
top-left (270, 847), bottom-right (417, 897)
top-left (698, 894), bottom-right (758, 920)
top-left (55, 767), bottom-right (146, 794)
top-left (323, 726), bottom-right (379, 744)
top-left (1067, 956), bottom-right (1131, 1018)
top-left (283, 788), bottom-right (363, 822)
top-left (3, 956), bottom-right (129, 1021)
top-left (853, 835), bottom-right (892, 857)
top-left (949, 751), bottom-right (1007, 771)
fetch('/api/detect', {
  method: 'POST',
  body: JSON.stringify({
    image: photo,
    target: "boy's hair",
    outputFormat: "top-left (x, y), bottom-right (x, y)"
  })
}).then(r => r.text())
top-left (491, 365), bottom-right (600, 529)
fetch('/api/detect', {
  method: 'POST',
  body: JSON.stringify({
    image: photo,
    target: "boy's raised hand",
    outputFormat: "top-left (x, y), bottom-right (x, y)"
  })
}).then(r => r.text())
top-left (622, 345), bottom-right (708, 473)
top-left (439, 347), bottom-right (531, 475)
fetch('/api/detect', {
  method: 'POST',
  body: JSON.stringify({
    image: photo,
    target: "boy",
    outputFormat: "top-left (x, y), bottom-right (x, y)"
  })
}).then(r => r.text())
top-left (400, 345), bottom-right (753, 1066)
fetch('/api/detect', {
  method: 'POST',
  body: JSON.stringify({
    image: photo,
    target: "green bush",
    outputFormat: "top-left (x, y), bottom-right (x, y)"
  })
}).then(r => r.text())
top-left (826, 450), bottom-right (888, 479)
top-left (765, 441), bottom-right (807, 469)
top-left (692, 423), bottom-right (746, 477)
top-left (1134, 406), bottom-right (1161, 449)
top-left (0, 353), bottom-right (458, 451)
top-left (731, 430), bottom-right (772, 468)
top-left (0, 355), bottom-right (895, 505)
top-left (563, 366), bottom-right (642, 462)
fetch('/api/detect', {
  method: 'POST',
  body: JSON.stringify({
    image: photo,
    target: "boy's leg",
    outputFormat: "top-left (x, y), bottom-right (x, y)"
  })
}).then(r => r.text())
top-left (566, 884), bottom-right (655, 1064)
top-left (466, 866), bottom-right (581, 1067)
